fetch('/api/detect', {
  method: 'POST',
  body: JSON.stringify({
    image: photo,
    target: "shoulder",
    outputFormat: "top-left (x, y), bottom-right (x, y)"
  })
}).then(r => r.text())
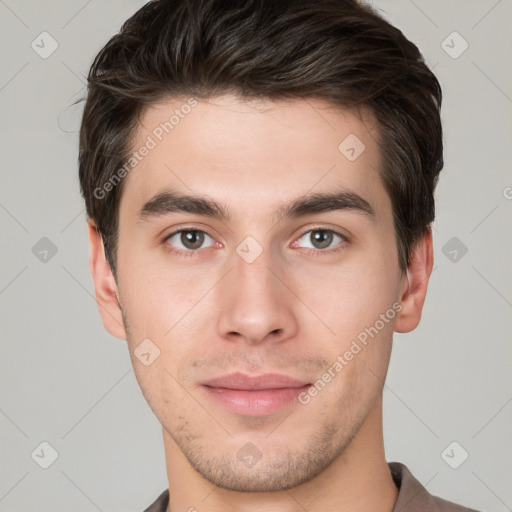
top-left (142, 488), bottom-right (169, 512)
top-left (389, 462), bottom-right (481, 512)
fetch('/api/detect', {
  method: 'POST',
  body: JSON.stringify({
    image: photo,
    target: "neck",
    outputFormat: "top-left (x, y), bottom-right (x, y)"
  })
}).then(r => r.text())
top-left (163, 398), bottom-right (398, 512)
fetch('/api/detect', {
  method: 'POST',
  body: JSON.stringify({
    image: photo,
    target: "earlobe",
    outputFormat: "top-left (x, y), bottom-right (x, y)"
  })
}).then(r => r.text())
top-left (87, 220), bottom-right (127, 340)
top-left (394, 228), bottom-right (434, 333)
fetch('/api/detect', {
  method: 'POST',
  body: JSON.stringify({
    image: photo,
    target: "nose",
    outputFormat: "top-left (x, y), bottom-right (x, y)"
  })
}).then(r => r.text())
top-left (216, 246), bottom-right (298, 346)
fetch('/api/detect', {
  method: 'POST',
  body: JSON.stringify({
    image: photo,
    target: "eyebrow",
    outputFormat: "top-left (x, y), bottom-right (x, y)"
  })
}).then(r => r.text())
top-left (137, 188), bottom-right (376, 225)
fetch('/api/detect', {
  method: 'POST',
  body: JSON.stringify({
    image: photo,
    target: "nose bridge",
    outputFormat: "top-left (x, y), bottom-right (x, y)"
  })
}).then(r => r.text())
top-left (216, 238), bottom-right (297, 344)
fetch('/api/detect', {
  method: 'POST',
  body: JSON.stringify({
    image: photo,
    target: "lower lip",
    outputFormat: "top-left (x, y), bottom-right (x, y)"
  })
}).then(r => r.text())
top-left (202, 385), bottom-right (311, 416)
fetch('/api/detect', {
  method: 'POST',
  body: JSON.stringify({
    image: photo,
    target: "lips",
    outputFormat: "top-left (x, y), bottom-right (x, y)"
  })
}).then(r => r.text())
top-left (201, 372), bottom-right (310, 390)
top-left (200, 372), bottom-right (311, 417)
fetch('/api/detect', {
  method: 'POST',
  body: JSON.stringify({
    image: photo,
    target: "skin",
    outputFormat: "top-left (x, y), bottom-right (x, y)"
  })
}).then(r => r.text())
top-left (88, 94), bottom-right (433, 512)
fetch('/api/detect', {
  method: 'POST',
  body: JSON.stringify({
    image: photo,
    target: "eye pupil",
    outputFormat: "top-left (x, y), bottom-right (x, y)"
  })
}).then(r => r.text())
top-left (182, 230), bottom-right (204, 249)
top-left (311, 230), bottom-right (333, 249)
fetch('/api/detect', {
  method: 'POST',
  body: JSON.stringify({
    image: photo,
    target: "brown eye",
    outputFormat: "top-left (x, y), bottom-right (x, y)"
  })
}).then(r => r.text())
top-left (180, 230), bottom-right (205, 250)
top-left (164, 229), bottom-right (214, 252)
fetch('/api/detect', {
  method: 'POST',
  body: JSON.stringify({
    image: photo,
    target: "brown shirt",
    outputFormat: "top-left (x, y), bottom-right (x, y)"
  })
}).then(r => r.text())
top-left (142, 461), bottom-right (480, 512)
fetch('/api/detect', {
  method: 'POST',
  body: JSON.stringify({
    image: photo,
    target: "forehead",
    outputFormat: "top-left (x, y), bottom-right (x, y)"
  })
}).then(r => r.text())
top-left (119, 94), bottom-right (389, 224)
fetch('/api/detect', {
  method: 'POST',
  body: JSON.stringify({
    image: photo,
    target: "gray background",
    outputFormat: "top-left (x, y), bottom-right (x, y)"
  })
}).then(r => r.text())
top-left (0, 0), bottom-right (511, 511)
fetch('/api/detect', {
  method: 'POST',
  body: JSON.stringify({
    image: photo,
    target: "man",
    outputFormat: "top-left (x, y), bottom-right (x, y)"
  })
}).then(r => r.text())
top-left (78, 0), bottom-right (480, 510)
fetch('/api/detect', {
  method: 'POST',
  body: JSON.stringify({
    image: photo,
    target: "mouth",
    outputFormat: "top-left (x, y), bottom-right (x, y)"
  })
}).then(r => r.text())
top-left (200, 372), bottom-right (312, 417)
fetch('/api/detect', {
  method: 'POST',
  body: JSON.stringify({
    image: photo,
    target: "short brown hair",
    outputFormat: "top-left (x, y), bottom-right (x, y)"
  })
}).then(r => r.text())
top-left (79, 0), bottom-right (443, 280)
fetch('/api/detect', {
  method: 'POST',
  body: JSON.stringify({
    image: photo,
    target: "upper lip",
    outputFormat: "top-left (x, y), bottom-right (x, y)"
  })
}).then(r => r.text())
top-left (201, 372), bottom-right (310, 390)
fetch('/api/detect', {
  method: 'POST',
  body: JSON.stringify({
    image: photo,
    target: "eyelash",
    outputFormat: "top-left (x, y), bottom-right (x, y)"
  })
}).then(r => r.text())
top-left (162, 227), bottom-right (348, 258)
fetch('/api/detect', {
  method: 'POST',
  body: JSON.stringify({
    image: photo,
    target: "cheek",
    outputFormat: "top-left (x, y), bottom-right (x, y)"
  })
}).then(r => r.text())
top-left (119, 255), bottom-right (210, 334)
top-left (129, 356), bottom-right (192, 429)
top-left (288, 246), bottom-right (400, 397)
top-left (118, 262), bottom-right (216, 400)
top-left (297, 259), bottom-right (400, 341)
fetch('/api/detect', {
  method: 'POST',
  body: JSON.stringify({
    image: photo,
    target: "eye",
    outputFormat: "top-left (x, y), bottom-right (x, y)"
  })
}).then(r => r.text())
top-left (293, 228), bottom-right (347, 253)
top-left (164, 229), bottom-right (216, 254)
top-left (162, 227), bottom-right (347, 258)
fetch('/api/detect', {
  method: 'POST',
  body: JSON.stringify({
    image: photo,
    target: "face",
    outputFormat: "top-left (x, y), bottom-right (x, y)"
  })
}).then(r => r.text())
top-left (89, 94), bottom-right (430, 492)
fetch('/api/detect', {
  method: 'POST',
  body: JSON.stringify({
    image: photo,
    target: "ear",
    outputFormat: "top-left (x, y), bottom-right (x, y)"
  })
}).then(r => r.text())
top-left (394, 228), bottom-right (434, 333)
top-left (87, 220), bottom-right (127, 340)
